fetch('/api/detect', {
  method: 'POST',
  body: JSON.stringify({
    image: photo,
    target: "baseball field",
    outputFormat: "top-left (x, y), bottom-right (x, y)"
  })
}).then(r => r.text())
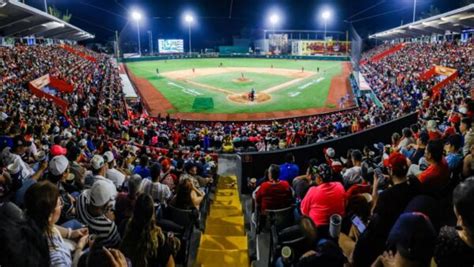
top-left (125, 58), bottom-right (354, 121)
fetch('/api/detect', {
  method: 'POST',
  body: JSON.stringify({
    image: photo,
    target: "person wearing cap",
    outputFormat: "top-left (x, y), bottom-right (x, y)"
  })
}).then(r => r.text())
top-left (104, 151), bottom-right (126, 190)
top-left (90, 155), bottom-right (114, 187)
top-left (5, 135), bottom-right (36, 180)
top-left (342, 150), bottom-right (364, 189)
top-left (353, 152), bottom-right (420, 267)
top-left (159, 158), bottom-right (177, 191)
top-left (417, 139), bottom-right (450, 194)
top-left (47, 155), bottom-right (79, 225)
top-left (324, 147), bottom-right (343, 175)
top-left (50, 135), bottom-right (67, 157)
top-left (444, 134), bottom-right (463, 171)
top-left (460, 117), bottom-right (474, 156)
top-left (372, 212), bottom-right (436, 267)
top-left (434, 178), bottom-right (474, 266)
top-left (76, 179), bottom-right (120, 248)
top-left (279, 153), bottom-right (300, 184)
top-left (300, 163), bottom-right (346, 235)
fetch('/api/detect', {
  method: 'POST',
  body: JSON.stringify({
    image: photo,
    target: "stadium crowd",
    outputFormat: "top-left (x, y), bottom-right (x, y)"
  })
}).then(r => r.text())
top-left (0, 35), bottom-right (472, 267)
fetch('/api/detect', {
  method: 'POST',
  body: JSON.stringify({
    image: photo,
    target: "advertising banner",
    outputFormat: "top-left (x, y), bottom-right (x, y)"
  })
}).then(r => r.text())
top-left (158, 39), bottom-right (184, 54)
top-left (292, 40), bottom-right (351, 55)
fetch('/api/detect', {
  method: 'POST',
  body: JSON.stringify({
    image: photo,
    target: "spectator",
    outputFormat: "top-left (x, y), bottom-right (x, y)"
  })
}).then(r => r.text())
top-left (120, 194), bottom-right (177, 267)
top-left (279, 153), bottom-right (300, 183)
top-left (342, 150), bottom-right (364, 188)
top-left (139, 163), bottom-right (172, 205)
top-left (90, 155), bottom-right (114, 187)
top-left (171, 178), bottom-right (205, 211)
top-left (434, 178), bottom-right (474, 266)
top-left (373, 212), bottom-right (436, 267)
top-left (417, 139), bottom-right (450, 194)
top-left (300, 164), bottom-right (345, 231)
top-left (460, 118), bottom-right (474, 156)
top-left (444, 134), bottom-right (463, 171)
top-left (462, 144), bottom-right (474, 177)
top-left (133, 155), bottom-right (151, 179)
top-left (76, 179), bottom-right (120, 247)
top-left (407, 132), bottom-right (429, 165)
top-left (24, 181), bottom-right (89, 266)
top-left (115, 174), bottom-right (142, 227)
top-left (104, 151), bottom-right (126, 189)
top-left (254, 164), bottom-right (294, 214)
top-left (292, 158), bottom-right (318, 201)
top-left (353, 152), bottom-right (420, 267)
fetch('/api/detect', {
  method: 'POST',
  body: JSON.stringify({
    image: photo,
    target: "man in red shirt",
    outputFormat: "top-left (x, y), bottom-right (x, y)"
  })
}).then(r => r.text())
top-left (418, 139), bottom-right (450, 194)
top-left (255, 164), bottom-right (294, 214)
top-left (300, 164), bottom-right (346, 226)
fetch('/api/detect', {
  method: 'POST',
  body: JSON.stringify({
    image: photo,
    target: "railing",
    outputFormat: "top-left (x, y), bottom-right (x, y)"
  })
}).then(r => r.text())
top-left (237, 112), bottom-right (418, 194)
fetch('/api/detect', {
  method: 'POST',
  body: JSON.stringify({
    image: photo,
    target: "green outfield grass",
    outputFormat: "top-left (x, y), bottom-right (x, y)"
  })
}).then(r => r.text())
top-left (126, 58), bottom-right (343, 114)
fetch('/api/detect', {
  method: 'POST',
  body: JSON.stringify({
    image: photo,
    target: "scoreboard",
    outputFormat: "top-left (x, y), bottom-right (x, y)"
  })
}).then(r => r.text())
top-left (158, 39), bottom-right (184, 54)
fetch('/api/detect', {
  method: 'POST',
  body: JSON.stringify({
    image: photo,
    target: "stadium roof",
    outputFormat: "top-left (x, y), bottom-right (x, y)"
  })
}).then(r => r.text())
top-left (0, 0), bottom-right (94, 41)
top-left (369, 4), bottom-right (474, 40)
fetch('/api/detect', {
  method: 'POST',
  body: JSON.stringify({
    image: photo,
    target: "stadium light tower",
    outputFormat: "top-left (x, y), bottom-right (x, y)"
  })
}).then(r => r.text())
top-left (131, 11), bottom-right (142, 55)
top-left (269, 13), bottom-right (280, 34)
top-left (184, 13), bottom-right (194, 55)
top-left (412, 0), bottom-right (417, 22)
top-left (321, 9), bottom-right (332, 51)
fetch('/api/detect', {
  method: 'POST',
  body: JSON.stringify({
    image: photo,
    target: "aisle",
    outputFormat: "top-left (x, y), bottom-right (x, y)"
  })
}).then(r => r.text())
top-left (194, 175), bottom-right (249, 267)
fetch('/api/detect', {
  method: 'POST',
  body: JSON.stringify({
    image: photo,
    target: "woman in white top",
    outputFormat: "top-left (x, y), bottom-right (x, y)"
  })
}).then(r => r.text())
top-left (24, 181), bottom-right (89, 267)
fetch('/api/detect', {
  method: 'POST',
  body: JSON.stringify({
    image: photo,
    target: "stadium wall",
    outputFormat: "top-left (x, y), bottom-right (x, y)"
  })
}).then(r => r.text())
top-left (119, 54), bottom-right (350, 63)
top-left (237, 112), bottom-right (418, 194)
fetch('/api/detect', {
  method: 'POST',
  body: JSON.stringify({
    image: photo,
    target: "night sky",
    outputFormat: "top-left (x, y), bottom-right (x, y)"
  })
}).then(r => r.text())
top-left (24, 0), bottom-right (469, 47)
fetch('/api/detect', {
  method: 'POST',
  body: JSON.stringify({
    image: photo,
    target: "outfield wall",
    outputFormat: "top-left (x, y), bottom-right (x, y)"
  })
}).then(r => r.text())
top-left (237, 112), bottom-right (418, 194)
top-left (119, 54), bottom-right (350, 63)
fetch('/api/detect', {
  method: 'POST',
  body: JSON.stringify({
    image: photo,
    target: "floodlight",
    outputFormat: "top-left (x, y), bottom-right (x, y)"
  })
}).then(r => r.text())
top-left (131, 11), bottom-right (142, 21)
top-left (185, 14), bottom-right (194, 23)
top-left (322, 10), bottom-right (331, 20)
top-left (269, 14), bottom-right (280, 25)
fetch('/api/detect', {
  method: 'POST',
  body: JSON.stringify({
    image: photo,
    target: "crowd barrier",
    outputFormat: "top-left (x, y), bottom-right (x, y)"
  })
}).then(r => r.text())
top-left (237, 112), bottom-right (418, 194)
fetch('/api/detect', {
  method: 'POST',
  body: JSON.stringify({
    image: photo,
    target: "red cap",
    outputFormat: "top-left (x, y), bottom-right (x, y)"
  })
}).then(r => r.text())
top-left (449, 115), bottom-right (460, 124)
top-left (387, 152), bottom-right (408, 173)
top-left (50, 144), bottom-right (67, 156)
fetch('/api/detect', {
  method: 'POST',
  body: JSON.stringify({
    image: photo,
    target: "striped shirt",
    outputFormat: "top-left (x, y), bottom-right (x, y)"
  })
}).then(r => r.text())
top-left (49, 227), bottom-right (72, 267)
top-left (139, 179), bottom-right (172, 204)
top-left (76, 192), bottom-right (121, 248)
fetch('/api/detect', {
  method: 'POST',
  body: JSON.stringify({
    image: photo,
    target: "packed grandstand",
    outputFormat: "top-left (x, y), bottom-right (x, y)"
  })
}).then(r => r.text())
top-left (1, 1), bottom-right (474, 267)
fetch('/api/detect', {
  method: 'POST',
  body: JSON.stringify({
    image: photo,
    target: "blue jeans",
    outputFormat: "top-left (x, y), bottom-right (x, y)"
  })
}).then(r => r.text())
top-left (61, 219), bottom-right (84, 230)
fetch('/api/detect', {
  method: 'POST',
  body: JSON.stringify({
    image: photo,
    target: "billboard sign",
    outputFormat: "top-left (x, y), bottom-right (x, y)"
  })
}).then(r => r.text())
top-left (158, 39), bottom-right (184, 53)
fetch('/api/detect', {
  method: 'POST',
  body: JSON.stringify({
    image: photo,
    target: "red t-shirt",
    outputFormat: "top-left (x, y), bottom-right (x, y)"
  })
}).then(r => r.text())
top-left (418, 159), bottom-right (450, 193)
top-left (255, 180), bottom-right (293, 213)
top-left (301, 182), bottom-right (346, 226)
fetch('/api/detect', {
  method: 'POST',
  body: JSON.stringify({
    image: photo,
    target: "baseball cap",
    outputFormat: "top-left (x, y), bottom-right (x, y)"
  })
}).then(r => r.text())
top-left (79, 139), bottom-right (87, 147)
top-left (387, 152), bottom-right (408, 174)
top-left (50, 144), bottom-right (67, 157)
top-left (325, 147), bottom-right (336, 158)
top-left (314, 163), bottom-right (333, 182)
top-left (103, 151), bottom-right (114, 163)
top-left (91, 155), bottom-right (105, 170)
top-left (7, 159), bottom-right (21, 175)
top-left (85, 180), bottom-right (117, 207)
top-left (49, 155), bottom-right (69, 176)
top-left (387, 212), bottom-right (436, 263)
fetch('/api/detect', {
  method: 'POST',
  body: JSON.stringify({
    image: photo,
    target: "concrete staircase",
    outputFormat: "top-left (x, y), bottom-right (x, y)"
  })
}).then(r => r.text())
top-left (194, 176), bottom-right (249, 267)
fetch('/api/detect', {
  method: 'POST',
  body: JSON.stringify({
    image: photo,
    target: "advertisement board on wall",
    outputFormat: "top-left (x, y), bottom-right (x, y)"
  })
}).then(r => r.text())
top-left (158, 39), bottom-right (184, 53)
top-left (291, 40), bottom-right (351, 55)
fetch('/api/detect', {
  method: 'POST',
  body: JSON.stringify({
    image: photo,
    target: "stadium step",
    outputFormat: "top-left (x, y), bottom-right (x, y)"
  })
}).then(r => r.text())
top-left (195, 175), bottom-right (249, 267)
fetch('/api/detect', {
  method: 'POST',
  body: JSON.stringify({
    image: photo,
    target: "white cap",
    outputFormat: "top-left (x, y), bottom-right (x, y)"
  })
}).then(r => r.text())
top-left (86, 180), bottom-right (117, 207)
top-left (49, 155), bottom-right (69, 176)
top-left (79, 139), bottom-right (87, 147)
top-left (103, 151), bottom-right (114, 163)
top-left (7, 159), bottom-right (21, 175)
top-left (91, 155), bottom-right (105, 170)
top-left (325, 147), bottom-right (336, 158)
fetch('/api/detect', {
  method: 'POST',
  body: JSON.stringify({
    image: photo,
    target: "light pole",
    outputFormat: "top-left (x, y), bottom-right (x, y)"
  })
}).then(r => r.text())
top-left (131, 11), bottom-right (142, 56)
top-left (321, 10), bottom-right (331, 52)
top-left (184, 14), bottom-right (194, 55)
top-left (412, 0), bottom-right (417, 22)
top-left (269, 14), bottom-right (280, 54)
top-left (44, 0), bottom-right (48, 13)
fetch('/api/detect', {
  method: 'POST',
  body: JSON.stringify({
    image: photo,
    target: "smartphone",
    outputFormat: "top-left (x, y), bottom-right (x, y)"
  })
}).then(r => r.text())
top-left (351, 215), bottom-right (366, 234)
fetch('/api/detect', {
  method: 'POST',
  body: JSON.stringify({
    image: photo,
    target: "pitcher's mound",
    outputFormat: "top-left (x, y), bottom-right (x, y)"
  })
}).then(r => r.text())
top-left (232, 77), bottom-right (253, 84)
top-left (227, 93), bottom-right (271, 104)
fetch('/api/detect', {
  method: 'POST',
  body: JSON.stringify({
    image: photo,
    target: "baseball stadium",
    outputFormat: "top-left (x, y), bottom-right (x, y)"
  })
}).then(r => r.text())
top-left (0, 0), bottom-right (473, 267)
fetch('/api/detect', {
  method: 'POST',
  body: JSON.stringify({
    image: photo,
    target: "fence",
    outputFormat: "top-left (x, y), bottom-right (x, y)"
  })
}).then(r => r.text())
top-left (237, 112), bottom-right (418, 194)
